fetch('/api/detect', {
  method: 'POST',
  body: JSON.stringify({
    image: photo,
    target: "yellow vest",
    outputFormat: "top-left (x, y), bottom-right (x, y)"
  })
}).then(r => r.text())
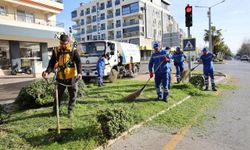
top-left (54, 44), bottom-right (77, 80)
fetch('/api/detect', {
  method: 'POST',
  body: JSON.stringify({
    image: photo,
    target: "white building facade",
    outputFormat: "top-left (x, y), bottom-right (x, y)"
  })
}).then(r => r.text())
top-left (72, 0), bottom-right (183, 60)
top-left (0, 0), bottom-right (64, 76)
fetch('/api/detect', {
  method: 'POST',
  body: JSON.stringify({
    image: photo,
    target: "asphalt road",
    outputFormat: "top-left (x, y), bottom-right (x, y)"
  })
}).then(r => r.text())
top-left (107, 60), bottom-right (250, 150)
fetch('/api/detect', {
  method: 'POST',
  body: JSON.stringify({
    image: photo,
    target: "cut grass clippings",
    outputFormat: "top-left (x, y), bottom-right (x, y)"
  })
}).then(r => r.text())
top-left (0, 80), bottom-right (224, 150)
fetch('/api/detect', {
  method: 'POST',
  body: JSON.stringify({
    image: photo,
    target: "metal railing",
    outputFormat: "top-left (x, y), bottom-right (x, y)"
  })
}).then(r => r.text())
top-left (107, 25), bottom-right (114, 29)
top-left (123, 31), bottom-right (140, 38)
top-left (123, 20), bottom-right (142, 27)
top-left (107, 14), bottom-right (113, 19)
top-left (72, 24), bottom-right (81, 29)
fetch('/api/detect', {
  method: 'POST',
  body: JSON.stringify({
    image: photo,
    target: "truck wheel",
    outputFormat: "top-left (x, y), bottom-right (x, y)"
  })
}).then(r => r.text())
top-left (130, 66), bottom-right (139, 78)
top-left (109, 69), bottom-right (118, 83)
top-left (83, 77), bottom-right (91, 83)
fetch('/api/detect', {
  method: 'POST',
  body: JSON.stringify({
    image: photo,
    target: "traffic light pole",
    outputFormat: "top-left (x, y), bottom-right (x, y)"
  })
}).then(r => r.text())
top-left (187, 27), bottom-right (192, 81)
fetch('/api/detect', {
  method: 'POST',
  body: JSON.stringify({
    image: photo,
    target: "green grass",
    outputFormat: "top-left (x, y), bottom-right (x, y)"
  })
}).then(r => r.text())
top-left (149, 84), bottom-right (237, 133)
top-left (0, 80), bottom-right (229, 150)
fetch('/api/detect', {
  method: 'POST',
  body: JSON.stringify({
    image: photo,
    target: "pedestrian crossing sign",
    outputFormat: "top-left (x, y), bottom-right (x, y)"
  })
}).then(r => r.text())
top-left (183, 38), bottom-right (196, 51)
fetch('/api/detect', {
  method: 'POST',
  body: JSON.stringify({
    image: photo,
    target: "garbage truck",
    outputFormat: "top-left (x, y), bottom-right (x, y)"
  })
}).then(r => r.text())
top-left (78, 40), bottom-right (141, 82)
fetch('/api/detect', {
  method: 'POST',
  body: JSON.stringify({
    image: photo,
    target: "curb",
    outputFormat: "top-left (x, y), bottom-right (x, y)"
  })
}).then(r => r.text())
top-left (94, 96), bottom-right (192, 150)
top-left (94, 75), bottom-right (227, 150)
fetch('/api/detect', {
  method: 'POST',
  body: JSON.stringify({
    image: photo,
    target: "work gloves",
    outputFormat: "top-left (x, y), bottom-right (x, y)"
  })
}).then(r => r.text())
top-left (164, 57), bottom-right (170, 62)
top-left (150, 72), bottom-right (154, 78)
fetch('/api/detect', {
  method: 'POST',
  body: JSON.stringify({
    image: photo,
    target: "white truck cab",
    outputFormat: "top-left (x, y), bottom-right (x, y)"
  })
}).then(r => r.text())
top-left (78, 40), bottom-right (141, 82)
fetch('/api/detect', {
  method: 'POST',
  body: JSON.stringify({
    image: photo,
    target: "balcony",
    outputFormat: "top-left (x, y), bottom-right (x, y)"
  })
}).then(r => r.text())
top-left (100, 5), bottom-right (105, 10)
top-left (108, 35), bottom-right (114, 40)
top-left (115, 0), bottom-right (120, 5)
top-left (123, 31), bottom-right (140, 38)
top-left (116, 23), bottom-right (121, 28)
top-left (72, 24), bottom-right (81, 30)
top-left (107, 3), bottom-right (112, 8)
top-left (92, 8), bottom-right (96, 13)
top-left (92, 28), bottom-right (97, 32)
top-left (86, 20), bottom-right (92, 24)
top-left (73, 33), bottom-right (81, 40)
top-left (107, 14), bottom-right (113, 19)
top-left (107, 25), bottom-right (114, 30)
top-left (86, 10), bottom-right (90, 15)
top-left (87, 29), bottom-right (92, 34)
top-left (123, 20), bottom-right (143, 27)
top-left (116, 34), bottom-right (122, 38)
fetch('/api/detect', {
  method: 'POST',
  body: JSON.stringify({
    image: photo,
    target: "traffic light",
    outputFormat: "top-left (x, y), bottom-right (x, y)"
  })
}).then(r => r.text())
top-left (185, 4), bottom-right (193, 27)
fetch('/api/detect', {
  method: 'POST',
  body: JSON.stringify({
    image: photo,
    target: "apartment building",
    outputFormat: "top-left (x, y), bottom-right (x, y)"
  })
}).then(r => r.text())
top-left (71, 0), bottom-right (176, 60)
top-left (0, 0), bottom-right (64, 76)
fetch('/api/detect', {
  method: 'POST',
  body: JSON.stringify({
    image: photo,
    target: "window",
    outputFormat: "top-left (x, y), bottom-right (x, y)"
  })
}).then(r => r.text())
top-left (93, 35), bottom-right (97, 40)
top-left (92, 6), bottom-right (96, 13)
top-left (122, 2), bottom-right (139, 15)
top-left (20, 42), bottom-right (41, 66)
top-left (0, 6), bottom-right (6, 15)
top-left (101, 23), bottom-right (106, 30)
top-left (17, 10), bottom-right (34, 23)
top-left (80, 10), bottom-right (84, 16)
top-left (116, 31), bottom-right (122, 38)
top-left (92, 16), bottom-right (96, 22)
top-left (107, 1), bottom-right (112, 8)
top-left (93, 25), bottom-right (97, 32)
top-left (100, 3), bottom-right (105, 10)
top-left (86, 8), bottom-right (90, 15)
top-left (81, 19), bottom-right (85, 25)
top-left (81, 28), bottom-right (85, 34)
top-left (116, 20), bottom-right (121, 27)
top-left (101, 34), bottom-right (106, 40)
top-left (71, 10), bottom-right (77, 18)
top-left (115, 0), bottom-right (120, 5)
top-left (115, 9), bottom-right (120, 16)
top-left (0, 40), bottom-right (10, 69)
top-left (100, 13), bottom-right (105, 20)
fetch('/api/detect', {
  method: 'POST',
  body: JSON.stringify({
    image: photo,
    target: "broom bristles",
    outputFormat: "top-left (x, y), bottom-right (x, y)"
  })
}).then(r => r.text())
top-left (124, 89), bottom-right (143, 101)
top-left (181, 70), bottom-right (190, 81)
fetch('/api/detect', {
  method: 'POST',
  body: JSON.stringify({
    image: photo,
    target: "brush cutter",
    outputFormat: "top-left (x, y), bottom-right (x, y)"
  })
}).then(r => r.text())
top-left (46, 69), bottom-right (79, 134)
top-left (181, 63), bottom-right (201, 81)
top-left (124, 60), bottom-right (165, 101)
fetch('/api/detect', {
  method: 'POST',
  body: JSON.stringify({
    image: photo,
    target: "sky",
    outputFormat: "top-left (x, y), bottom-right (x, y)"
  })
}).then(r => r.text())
top-left (57, 0), bottom-right (250, 54)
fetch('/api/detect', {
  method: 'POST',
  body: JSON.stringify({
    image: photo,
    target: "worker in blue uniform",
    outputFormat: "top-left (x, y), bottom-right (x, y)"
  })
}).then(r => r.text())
top-left (172, 47), bottom-right (187, 83)
top-left (199, 48), bottom-right (217, 91)
top-left (165, 47), bottom-right (172, 89)
top-left (148, 42), bottom-right (171, 102)
top-left (96, 53), bottom-right (109, 87)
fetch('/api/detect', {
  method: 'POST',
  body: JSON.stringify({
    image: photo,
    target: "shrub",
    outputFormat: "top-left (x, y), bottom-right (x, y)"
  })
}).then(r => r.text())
top-left (15, 79), bottom-right (87, 109)
top-left (189, 75), bottom-right (204, 89)
top-left (0, 105), bottom-right (10, 124)
top-left (96, 107), bottom-right (131, 144)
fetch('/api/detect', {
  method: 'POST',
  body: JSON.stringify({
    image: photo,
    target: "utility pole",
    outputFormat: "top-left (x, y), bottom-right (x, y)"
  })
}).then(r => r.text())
top-left (195, 0), bottom-right (226, 54)
top-left (208, 8), bottom-right (213, 53)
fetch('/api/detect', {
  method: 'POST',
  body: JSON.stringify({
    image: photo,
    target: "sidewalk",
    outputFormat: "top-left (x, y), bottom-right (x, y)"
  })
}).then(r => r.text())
top-left (0, 75), bottom-right (38, 105)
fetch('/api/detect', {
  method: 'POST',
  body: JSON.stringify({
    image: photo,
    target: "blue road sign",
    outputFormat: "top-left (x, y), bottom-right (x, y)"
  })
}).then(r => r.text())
top-left (182, 38), bottom-right (196, 51)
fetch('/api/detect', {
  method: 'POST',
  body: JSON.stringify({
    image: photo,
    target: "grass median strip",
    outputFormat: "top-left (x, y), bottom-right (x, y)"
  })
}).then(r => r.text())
top-left (0, 80), bottom-right (214, 150)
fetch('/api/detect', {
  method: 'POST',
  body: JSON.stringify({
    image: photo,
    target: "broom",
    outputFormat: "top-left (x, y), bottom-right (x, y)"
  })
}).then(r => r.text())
top-left (181, 63), bottom-right (201, 81)
top-left (124, 60), bottom-right (165, 101)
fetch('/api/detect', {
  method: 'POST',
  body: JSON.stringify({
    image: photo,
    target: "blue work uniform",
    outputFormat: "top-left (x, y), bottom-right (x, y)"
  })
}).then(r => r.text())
top-left (200, 53), bottom-right (215, 88)
top-left (166, 50), bottom-right (172, 89)
top-left (172, 51), bottom-right (186, 82)
top-left (148, 50), bottom-right (171, 100)
top-left (96, 57), bottom-right (105, 86)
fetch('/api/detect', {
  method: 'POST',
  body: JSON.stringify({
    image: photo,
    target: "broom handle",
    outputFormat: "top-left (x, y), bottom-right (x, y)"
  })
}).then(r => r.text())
top-left (191, 63), bottom-right (200, 71)
top-left (56, 84), bottom-right (60, 134)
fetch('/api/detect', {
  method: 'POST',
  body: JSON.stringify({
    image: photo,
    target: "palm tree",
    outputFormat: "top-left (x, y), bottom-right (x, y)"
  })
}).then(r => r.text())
top-left (204, 26), bottom-right (224, 55)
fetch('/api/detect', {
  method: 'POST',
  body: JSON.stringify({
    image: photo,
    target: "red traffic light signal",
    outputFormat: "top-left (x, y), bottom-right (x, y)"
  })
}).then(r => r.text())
top-left (186, 5), bottom-right (192, 13)
top-left (185, 4), bottom-right (193, 27)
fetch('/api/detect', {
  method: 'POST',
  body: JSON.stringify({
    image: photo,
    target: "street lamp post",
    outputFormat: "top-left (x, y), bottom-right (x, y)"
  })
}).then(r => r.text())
top-left (195, 0), bottom-right (226, 53)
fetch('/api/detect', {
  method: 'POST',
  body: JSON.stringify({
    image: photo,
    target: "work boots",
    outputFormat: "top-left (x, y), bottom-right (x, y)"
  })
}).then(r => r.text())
top-left (212, 84), bottom-right (217, 91)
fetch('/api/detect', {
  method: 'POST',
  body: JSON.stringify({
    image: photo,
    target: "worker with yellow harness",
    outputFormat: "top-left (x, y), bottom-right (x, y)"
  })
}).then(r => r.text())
top-left (42, 34), bottom-right (82, 117)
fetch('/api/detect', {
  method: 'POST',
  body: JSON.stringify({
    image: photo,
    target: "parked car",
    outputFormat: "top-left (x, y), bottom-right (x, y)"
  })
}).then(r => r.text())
top-left (240, 55), bottom-right (250, 61)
